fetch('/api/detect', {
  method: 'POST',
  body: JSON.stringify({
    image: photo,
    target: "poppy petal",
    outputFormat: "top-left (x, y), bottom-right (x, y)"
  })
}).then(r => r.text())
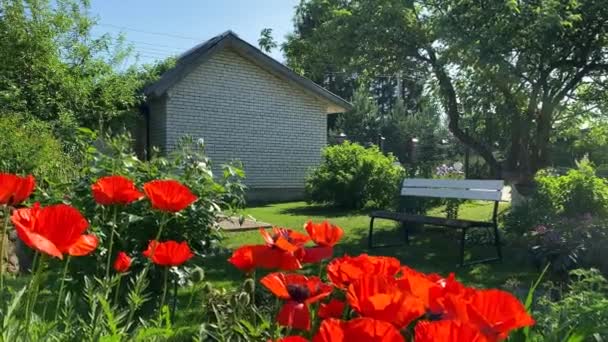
top-left (414, 320), bottom-right (489, 342)
top-left (277, 301), bottom-right (311, 331)
top-left (313, 318), bottom-right (404, 342)
top-left (302, 246), bottom-right (334, 263)
top-left (260, 273), bottom-right (291, 299)
top-left (17, 228), bottom-right (62, 259)
top-left (67, 234), bottom-right (99, 256)
top-left (318, 299), bottom-right (345, 319)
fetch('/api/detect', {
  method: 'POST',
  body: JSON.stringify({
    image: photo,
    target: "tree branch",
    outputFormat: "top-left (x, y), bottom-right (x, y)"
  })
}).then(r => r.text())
top-left (425, 47), bottom-right (501, 176)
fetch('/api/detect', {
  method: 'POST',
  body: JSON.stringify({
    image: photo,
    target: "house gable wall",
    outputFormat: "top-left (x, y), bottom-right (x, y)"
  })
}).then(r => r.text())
top-left (161, 48), bottom-right (327, 191)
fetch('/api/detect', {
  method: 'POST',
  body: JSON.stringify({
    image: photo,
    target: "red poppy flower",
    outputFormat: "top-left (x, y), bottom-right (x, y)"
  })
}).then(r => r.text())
top-left (143, 180), bottom-right (197, 212)
top-left (113, 251), bottom-right (132, 273)
top-left (301, 221), bottom-right (344, 263)
top-left (464, 289), bottom-right (535, 340)
top-left (143, 240), bottom-right (194, 266)
top-left (11, 203), bottom-right (98, 259)
top-left (91, 175), bottom-right (143, 206)
top-left (261, 272), bottom-right (332, 330)
top-left (0, 173), bottom-right (35, 206)
top-left (347, 275), bottom-right (425, 328)
top-left (260, 227), bottom-right (310, 253)
top-left (312, 318), bottom-right (405, 342)
top-left (228, 244), bottom-right (303, 272)
top-left (414, 320), bottom-right (489, 342)
top-left (318, 299), bottom-right (345, 319)
top-left (305, 220), bottom-right (343, 247)
top-left (269, 337), bottom-right (309, 342)
top-left (326, 254), bottom-right (401, 289)
top-left (396, 267), bottom-right (474, 318)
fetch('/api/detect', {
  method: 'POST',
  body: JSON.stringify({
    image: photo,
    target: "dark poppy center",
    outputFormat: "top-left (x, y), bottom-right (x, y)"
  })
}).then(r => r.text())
top-left (425, 310), bottom-right (444, 321)
top-left (287, 284), bottom-right (310, 302)
top-left (273, 232), bottom-right (294, 244)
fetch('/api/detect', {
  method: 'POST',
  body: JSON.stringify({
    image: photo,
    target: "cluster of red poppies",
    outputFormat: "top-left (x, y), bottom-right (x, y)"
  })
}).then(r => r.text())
top-left (228, 223), bottom-right (535, 341)
top-left (1, 173), bottom-right (197, 269)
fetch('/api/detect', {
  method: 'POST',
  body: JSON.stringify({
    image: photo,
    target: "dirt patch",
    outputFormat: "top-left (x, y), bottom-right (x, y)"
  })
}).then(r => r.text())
top-left (219, 216), bottom-right (272, 232)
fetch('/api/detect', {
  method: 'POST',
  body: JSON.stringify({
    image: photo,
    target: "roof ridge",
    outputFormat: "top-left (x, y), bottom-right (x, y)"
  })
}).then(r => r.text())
top-left (144, 30), bottom-right (352, 112)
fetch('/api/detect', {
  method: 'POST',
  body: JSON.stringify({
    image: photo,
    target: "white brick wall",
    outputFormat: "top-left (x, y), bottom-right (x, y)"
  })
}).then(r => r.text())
top-left (157, 48), bottom-right (328, 189)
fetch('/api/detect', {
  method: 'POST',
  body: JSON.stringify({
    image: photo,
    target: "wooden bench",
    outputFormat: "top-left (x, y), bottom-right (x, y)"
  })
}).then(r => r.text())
top-left (368, 179), bottom-right (504, 266)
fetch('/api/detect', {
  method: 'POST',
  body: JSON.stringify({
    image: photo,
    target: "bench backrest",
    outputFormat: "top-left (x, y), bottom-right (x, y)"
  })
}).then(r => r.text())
top-left (401, 179), bottom-right (504, 201)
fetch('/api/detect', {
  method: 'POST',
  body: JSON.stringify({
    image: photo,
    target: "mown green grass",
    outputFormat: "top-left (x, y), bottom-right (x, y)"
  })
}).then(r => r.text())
top-left (203, 201), bottom-right (538, 290)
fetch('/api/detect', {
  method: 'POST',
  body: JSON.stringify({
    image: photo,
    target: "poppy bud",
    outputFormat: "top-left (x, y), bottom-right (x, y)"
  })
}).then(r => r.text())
top-left (237, 292), bottom-right (250, 307)
top-left (190, 267), bottom-right (205, 283)
top-left (243, 278), bottom-right (255, 294)
top-left (202, 281), bottom-right (213, 293)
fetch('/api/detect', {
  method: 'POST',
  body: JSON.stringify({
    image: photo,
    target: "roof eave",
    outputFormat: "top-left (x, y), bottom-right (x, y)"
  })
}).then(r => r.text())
top-left (144, 31), bottom-right (353, 112)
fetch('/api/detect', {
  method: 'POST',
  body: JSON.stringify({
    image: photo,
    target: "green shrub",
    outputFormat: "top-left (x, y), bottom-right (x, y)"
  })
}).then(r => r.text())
top-left (305, 141), bottom-right (405, 209)
top-left (536, 159), bottom-right (608, 217)
top-left (0, 114), bottom-right (76, 182)
top-left (533, 269), bottom-right (608, 340)
top-left (504, 160), bottom-right (608, 236)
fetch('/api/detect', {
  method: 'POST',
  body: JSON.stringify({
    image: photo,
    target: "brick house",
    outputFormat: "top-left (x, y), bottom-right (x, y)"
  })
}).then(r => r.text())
top-left (140, 31), bottom-right (351, 201)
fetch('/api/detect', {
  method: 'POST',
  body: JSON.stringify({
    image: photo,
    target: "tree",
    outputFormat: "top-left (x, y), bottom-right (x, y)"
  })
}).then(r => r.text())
top-left (335, 86), bottom-right (382, 145)
top-left (283, 0), bottom-right (426, 113)
top-left (284, 0), bottom-right (608, 184)
top-left (258, 28), bottom-right (278, 53)
top-left (0, 0), bottom-right (146, 136)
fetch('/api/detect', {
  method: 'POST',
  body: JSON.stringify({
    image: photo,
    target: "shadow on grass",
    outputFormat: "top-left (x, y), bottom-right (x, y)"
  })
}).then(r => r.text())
top-left (332, 223), bottom-right (536, 288)
top-left (277, 204), bottom-right (368, 218)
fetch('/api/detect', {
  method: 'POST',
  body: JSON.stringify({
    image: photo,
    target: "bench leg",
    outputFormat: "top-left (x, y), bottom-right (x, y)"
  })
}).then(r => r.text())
top-left (459, 228), bottom-right (467, 267)
top-left (494, 223), bottom-right (502, 262)
top-left (402, 222), bottom-right (409, 244)
top-left (368, 217), bottom-right (375, 249)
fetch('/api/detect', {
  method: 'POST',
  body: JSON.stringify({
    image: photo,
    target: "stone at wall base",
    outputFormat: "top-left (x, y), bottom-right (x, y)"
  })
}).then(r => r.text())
top-left (246, 187), bottom-right (305, 204)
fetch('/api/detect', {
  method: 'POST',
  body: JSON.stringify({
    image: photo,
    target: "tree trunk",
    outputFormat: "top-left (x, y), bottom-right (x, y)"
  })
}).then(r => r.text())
top-left (425, 48), bottom-right (502, 177)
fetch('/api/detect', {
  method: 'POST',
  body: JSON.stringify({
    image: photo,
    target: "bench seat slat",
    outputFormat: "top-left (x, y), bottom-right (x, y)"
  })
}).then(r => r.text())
top-left (403, 179), bottom-right (504, 190)
top-left (369, 210), bottom-right (494, 228)
top-left (400, 187), bottom-right (502, 201)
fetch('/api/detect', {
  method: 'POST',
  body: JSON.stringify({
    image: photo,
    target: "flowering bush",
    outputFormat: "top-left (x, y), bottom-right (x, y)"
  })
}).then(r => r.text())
top-left (434, 162), bottom-right (465, 219)
top-left (0, 171), bottom-right (201, 339)
top-left (34, 132), bottom-right (246, 283)
top-left (228, 222), bottom-right (535, 341)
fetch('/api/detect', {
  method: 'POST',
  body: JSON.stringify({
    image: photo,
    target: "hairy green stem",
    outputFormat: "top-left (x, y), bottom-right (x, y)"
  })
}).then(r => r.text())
top-left (114, 274), bottom-right (122, 305)
top-left (171, 273), bottom-right (178, 318)
top-left (0, 205), bottom-right (10, 293)
top-left (160, 267), bottom-right (169, 309)
top-left (25, 254), bottom-right (45, 328)
top-left (105, 206), bottom-right (118, 279)
top-left (125, 214), bottom-right (170, 327)
top-left (54, 256), bottom-right (71, 320)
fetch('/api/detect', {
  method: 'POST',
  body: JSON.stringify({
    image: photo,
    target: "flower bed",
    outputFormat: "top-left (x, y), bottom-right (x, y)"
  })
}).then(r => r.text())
top-left (229, 222), bottom-right (535, 341)
top-left (0, 171), bottom-right (535, 340)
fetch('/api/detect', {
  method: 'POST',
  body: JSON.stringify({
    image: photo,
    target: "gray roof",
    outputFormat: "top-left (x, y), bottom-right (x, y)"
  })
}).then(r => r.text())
top-left (144, 30), bottom-right (352, 112)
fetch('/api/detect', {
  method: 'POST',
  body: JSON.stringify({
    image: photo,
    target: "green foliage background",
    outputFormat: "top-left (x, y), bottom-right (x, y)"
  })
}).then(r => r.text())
top-left (305, 142), bottom-right (405, 209)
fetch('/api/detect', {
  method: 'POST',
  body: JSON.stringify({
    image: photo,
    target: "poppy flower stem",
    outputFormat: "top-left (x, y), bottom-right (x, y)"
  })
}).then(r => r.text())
top-left (25, 253), bottom-right (45, 328)
top-left (160, 267), bottom-right (169, 309)
top-left (171, 273), bottom-right (178, 318)
top-left (114, 274), bottom-right (122, 305)
top-left (0, 205), bottom-right (10, 293)
top-left (105, 206), bottom-right (118, 279)
top-left (54, 256), bottom-right (71, 320)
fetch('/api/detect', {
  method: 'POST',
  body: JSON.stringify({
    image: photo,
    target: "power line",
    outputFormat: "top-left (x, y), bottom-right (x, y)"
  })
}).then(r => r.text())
top-left (98, 23), bottom-right (202, 41)
top-left (92, 35), bottom-right (187, 51)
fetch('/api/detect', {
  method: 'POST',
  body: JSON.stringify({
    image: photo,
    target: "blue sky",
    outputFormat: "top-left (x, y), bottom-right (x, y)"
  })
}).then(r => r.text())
top-left (89, 1), bottom-right (300, 65)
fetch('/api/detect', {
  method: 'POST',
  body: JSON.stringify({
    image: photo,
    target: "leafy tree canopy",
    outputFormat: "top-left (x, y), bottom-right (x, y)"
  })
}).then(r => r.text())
top-left (284, 0), bottom-right (608, 182)
top-left (0, 0), bottom-right (170, 137)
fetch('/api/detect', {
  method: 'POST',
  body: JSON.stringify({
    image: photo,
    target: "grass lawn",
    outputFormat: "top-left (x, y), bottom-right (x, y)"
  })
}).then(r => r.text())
top-left (204, 201), bottom-right (539, 290)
